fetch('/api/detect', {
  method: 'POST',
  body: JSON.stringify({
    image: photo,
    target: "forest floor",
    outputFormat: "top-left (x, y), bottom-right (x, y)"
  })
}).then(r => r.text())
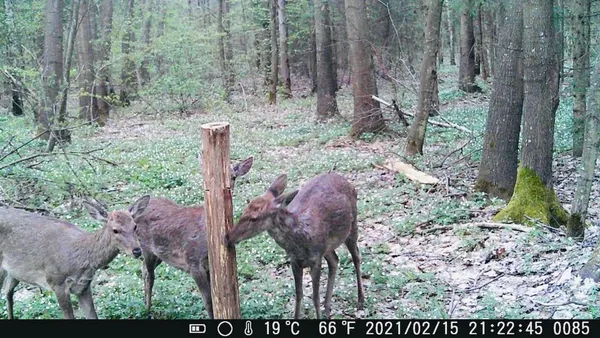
top-left (0, 65), bottom-right (599, 319)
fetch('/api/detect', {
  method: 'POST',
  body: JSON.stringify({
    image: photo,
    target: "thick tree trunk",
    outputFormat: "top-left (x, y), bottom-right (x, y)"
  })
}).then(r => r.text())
top-left (345, 0), bottom-right (386, 137)
top-left (567, 55), bottom-right (599, 240)
top-left (96, 0), bottom-right (113, 125)
top-left (277, 0), bottom-right (291, 98)
top-left (482, 8), bottom-right (494, 77)
top-left (475, 0), bottom-right (523, 200)
top-left (447, 4), bottom-right (456, 66)
top-left (571, 0), bottom-right (591, 158)
top-left (268, 0), bottom-right (278, 104)
top-left (458, 2), bottom-right (477, 93)
top-left (494, 0), bottom-right (567, 227)
top-left (120, 0), bottom-right (136, 106)
top-left (314, 0), bottom-right (338, 119)
top-left (77, 0), bottom-right (97, 123)
top-left (139, 0), bottom-right (152, 87)
top-left (333, 0), bottom-right (349, 86)
top-left (39, 0), bottom-right (64, 139)
top-left (405, 0), bottom-right (443, 156)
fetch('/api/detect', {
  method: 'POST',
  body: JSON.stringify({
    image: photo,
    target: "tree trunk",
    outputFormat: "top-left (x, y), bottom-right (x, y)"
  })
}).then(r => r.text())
top-left (96, 0), bottom-right (113, 126)
top-left (308, 19), bottom-right (318, 94)
top-left (567, 53), bottom-right (599, 240)
top-left (139, 0), bottom-right (152, 87)
top-left (314, 0), bottom-right (338, 119)
top-left (458, 2), bottom-right (477, 93)
top-left (473, 7), bottom-right (481, 76)
top-left (493, 0), bottom-right (568, 227)
top-left (277, 0), bottom-right (291, 98)
top-left (3, 0), bottom-right (24, 116)
top-left (39, 0), bottom-right (64, 140)
top-left (571, 0), bottom-right (591, 158)
top-left (333, 0), bottom-right (349, 86)
top-left (218, 0), bottom-right (235, 101)
top-left (482, 8), bottom-right (494, 77)
top-left (120, 0), bottom-right (136, 106)
top-left (268, 0), bottom-right (278, 104)
top-left (477, 6), bottom-right (488, 81)
top-left (77, 0), bottom-right (97, 123)
top-left (345, 0), bottom-right (386, 137)
top-left (404, 0), bottom-right (443, 156)
top-left (447, 4), bottom-right (455, 66)
top-left (475, 0), bottom-right (523, 201)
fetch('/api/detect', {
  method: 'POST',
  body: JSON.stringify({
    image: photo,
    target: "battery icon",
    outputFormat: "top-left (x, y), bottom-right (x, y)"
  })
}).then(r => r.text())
top-left (189, 324), bottom-right (207, 334)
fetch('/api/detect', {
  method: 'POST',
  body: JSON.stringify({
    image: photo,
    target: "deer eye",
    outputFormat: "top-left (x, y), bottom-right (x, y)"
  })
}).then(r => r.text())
top-left (113, 229), bottom-right (119, 234)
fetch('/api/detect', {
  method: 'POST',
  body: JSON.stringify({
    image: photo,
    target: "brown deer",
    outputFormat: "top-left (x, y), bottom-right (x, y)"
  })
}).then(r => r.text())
top-left (134, 156), bottom-right (253, 319)
top-left (225, 173), bottom-right (365, 319)
top-left (0, 195), bottom-right (150, 319)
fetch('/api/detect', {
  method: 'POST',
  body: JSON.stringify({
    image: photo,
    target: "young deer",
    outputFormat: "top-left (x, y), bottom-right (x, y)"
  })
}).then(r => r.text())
top-left (226, 173), bottom-right (365, 319)
top-left (0, 195), bottom-right (150, 319)
top-left (134, 156), bottom-right (253, 319)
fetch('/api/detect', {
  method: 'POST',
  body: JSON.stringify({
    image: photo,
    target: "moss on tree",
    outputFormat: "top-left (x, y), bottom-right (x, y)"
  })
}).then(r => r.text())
top-left (493, 166), bottom-right (569, 227)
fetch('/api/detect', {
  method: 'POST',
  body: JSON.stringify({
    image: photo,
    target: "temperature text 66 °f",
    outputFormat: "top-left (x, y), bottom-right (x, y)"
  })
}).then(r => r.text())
top-left (365, 321), bottom-right (460, 335)
top-left (319, 321), bottom-right (358, 335)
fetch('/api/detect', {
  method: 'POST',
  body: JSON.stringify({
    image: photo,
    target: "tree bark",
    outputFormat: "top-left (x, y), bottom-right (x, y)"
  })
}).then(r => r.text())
top-left (405, 0), bottom-right (443, 156)
top-left (458, 2), bottom-right (477, 93)
top-left (138, 0), bottom-right (152, 87)
top-left (476, 6), bottom-right (488, 81)
top-left (447, 4), bottom-right (455, 66)
top-left (315, 0), bottom-right (338, 119)
top-left (308, 16), bottom-right (318, 94)
top-left (345, 0), bottom-right (386, 137)
top-left (120, 0), bottom-right (136, 106)
top-left (567, 52), bottom-right (599, 240)
top-left (218, 0), bottom-right (235, 101)
top-left (268, 0), bottom-right (278, 104)
top-left (475, 0), bottom-right (523, 200)
top-left (571, 0), bottom-right (591, 158)
top-left (494, 0), bottom-right (567, 227)
top-left (77, 0), bottom-right (98, 123)
top-left (277, 0), bottom-right (291, 98)
top-left (96, 0), bottom-right (113, 125)
top-left (39, 0), bottom-right (64, 139)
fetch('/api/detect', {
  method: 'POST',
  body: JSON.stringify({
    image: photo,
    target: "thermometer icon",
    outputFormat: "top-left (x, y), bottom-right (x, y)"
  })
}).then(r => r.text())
top-left (244, 321), bottom-right (253, 336)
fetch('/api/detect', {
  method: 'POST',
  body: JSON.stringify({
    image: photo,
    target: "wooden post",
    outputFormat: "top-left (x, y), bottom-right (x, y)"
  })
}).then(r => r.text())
top-left (201, 122), bottom-right (241, 319)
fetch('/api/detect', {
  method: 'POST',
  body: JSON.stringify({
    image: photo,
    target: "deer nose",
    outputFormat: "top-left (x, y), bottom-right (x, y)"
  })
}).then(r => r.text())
top-left (132, 248), bottom-right (142, 258)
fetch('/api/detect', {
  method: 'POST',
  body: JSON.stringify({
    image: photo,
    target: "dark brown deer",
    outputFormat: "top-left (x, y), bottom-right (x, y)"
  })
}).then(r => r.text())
top-left (226, 173), bottom-right (365, 319)
top-left (134, 156), bottom-right (253, 319)
top-left (0, 195), bottom-right (150, 319)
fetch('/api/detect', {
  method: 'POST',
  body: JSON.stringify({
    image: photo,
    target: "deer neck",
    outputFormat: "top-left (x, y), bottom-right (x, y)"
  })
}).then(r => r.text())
top-left (267, 209), bottom-right (311, 255)
top-left (77, 225), bottom-right (120, 270)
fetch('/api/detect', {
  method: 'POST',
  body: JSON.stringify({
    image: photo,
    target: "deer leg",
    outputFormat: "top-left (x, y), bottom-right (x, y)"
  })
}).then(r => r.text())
top-left (4, 276), bottom-right (19, 319)
top-left (142, 252), bottom-right (161, 316)
top-left (309, 259), bottom-right (323, 319)
top-left (291, 261), bottom-right (304, 319)
top-left (191, 268), bottom-right (213, 319)
top-left (345, 231), bottom-right (365, 309)
top-left (76, 286), bottom-right (98, 319)
top-left (323, 251), bottom-right (339, 318)
top-left (52, 287), bottom-right (75, 319)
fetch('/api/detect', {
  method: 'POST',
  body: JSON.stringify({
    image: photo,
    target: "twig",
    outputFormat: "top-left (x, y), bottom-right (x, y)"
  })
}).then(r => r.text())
top-left (416, 222), bottom-right (533, 234)
top-left (0, 131), bottom-right (48, 163)
top-left (465, 273), bottom-right (505, 292)
top-left (533, 298), bottom-right (590, 307)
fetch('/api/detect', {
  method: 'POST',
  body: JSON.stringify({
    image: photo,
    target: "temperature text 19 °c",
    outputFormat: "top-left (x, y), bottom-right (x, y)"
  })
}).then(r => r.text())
top-left (265, 321), bottom-right (301, 335)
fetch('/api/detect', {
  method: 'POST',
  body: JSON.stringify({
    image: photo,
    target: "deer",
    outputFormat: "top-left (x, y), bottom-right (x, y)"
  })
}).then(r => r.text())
top-left (134, 156), bottom-right (253, 319)
top-left (0, 195), bottom-right (150, 319)
top-left (225, 172), bottom-right (365, 319)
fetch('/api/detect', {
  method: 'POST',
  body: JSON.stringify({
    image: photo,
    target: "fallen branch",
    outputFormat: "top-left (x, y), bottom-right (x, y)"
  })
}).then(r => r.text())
top-left (416, 222), bottom-right (533, 234)
top-left (533, 298), bottom-right (590, 307)
top-left (372, 95), bottom-right (472, 134)
top-left (465, 273), bottom-right (506, 292)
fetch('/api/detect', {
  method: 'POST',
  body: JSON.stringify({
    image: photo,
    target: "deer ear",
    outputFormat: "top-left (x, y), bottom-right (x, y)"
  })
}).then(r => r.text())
top-left (268, 174), bottom-right (288, 197)
top-left (274, 190), bottom-right (298, 209)
top-left (83, 199), bottom-right (108, 221)
top-left (129, 195), bottom-right (150, 219)
top-left (232, 156), bottom-right (253, 178)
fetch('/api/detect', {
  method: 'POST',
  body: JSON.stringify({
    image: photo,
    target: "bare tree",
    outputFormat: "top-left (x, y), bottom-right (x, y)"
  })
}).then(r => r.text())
top-left (278, 0), bottom-right (291, 98)
top-left (475, 0), bottom-right (523, 200)
top-left (315, 0), bottom-right (338, 119)
top-left (458, 1), bottom-right (477, 92)
top-left (494, 0), bottom-right (567, 227)
top-left (218, 0), bottom-right (235, 101)
top-left (345, 0), bottom-right (386, 137)
top-left (77, 0), bottom-right (98, 123)
top-left (96, 0), bottom-right (114, 125)
top-left (571, 0), bottom-right (592, 157)
top-left (268, 0), bottom-right (278, 104)
top-left (405, 0), bottom-right (443, 155)
top-left (446, 3), bottom-right (455, 66)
